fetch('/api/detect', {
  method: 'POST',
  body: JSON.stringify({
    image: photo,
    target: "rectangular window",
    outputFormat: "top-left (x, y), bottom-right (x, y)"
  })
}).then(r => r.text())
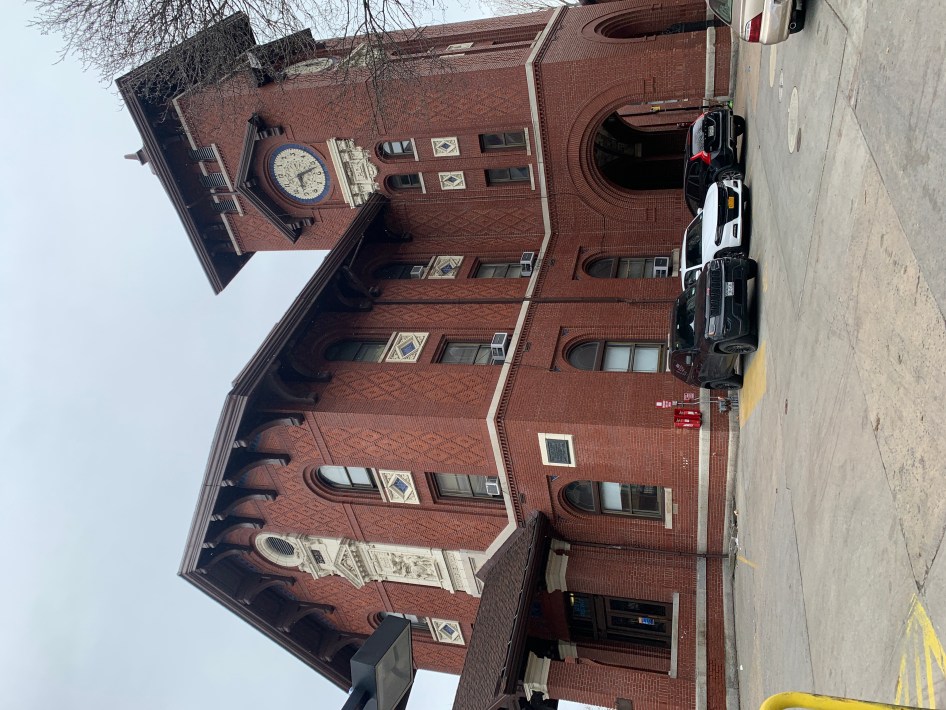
top-left (602, 343), bottom-right (663, 373)
top-left (598, 483), bottom-right (664, 518)
top-left (326, 340), bottom-right (388, 362)
top-left (480, 131), bottom-right (527, 151)
top-left (440, 342), bottom-right (492, 365)
top-left (567, 593), bottom-right (672, 648)
top-left (434, 473), bottom-right (502, 499)
top-left (485, 166), bottom-right (530, 185)
top-left (538, 433), bottom-right (575, 467)
top-left (474, 262), bottom-right (523, 278)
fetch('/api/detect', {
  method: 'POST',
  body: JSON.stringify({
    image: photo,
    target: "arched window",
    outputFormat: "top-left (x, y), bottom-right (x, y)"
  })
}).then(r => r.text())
top-left (325, 340), bottom-right (387, 362)
top-left (380, 140), bottom-right (414, 159)
top-left (379, 611), bottom-right (431, 632)
top-left (568, 341), bottom-right (663, 372)
top-left (586, 257), bottom-right (664, 279)
top-left (564, 481), bottom-right (664, 519)
top-left (317, 466), bottom-right (378, 491)
top-left (388, 173), bottom-right (422, 190)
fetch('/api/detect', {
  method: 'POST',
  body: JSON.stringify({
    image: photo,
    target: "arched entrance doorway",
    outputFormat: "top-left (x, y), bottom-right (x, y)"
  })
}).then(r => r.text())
top-left (592, 110), bottom-right (689, 191)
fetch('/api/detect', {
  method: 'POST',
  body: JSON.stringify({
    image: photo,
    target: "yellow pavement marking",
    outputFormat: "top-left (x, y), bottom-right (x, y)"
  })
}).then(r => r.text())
top-left (894, 596), bottom-right (945, 707)
top-left (737, 555), bottom-right (758, 569)
top-left (739, 341), bottom-right (767, 427)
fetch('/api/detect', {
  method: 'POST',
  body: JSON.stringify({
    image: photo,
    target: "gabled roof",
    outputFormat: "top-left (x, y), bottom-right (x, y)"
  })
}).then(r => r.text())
top-left (453, 512), bottom-right (550, 710)
top-left (117, 14), bottom-right (258, 293)
top-left (177, 193), bottom-right (386, 685)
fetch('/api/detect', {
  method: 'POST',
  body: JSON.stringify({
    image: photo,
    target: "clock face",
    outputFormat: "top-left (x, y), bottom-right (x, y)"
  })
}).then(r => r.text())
top-left (268, 144), bottom-right (331, 204)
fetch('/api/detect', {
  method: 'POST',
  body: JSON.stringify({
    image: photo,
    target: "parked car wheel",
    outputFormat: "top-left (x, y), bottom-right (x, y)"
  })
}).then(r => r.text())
top-left (719, 339), bottom-right (757, 355)
top-left (706, 376), bottom-right (743, 390)
top-left (717, 168), bottom-right (742, 181)
top-left (733, 115), bottom-right (746, 136)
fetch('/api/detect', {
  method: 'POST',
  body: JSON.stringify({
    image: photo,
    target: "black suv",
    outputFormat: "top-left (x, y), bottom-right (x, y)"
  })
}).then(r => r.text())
top-left (668, 257), bottom-right (758, 390)
top-left (683, 106), bottom-right (745, 216)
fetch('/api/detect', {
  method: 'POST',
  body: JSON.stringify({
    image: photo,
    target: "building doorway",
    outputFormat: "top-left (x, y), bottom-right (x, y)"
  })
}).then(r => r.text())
top-left (592, 113), bottom-right (687, 191)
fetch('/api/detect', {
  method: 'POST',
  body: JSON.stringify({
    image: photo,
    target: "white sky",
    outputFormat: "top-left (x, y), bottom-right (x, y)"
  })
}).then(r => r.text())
top-left (0, 1), bottom-right (592, 707)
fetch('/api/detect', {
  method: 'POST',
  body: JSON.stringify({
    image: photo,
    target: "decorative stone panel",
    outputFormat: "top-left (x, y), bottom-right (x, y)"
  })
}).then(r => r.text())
top-left (384, 332), bottom-right (429, 363)
top-left (254, 532), bottom-right (487, 597)
top-left (438, 171), bottom-right (466, 190)
top-left (377, 469), bottom-right (420, 505)
top-left (444, 42), bottom-right (473, 52)
top-left (431, 618), bottom-right (465, 645)
top-left (427, 255), bottom-right (463, 278)
top-left (325, 138), bottom-right (380, 207)
top-left (431, 138), bottom-right (460, 157)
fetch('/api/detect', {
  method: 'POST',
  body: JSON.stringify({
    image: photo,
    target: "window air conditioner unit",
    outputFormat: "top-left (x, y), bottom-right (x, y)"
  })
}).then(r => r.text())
top-left (519, 251), bottom-right (537, 276)
top-left (484, 476), bottom-right (502, 497)
top-left (653, 256), bottom-right (671, 278)
top-left (409, 265), bottom-right (426, 279)
top-left (491, 332), bottom-right (509, 364)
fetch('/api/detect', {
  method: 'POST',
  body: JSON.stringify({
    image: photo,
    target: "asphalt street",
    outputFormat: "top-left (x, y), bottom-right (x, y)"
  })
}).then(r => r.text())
top-left (728, 0), bottom-right (946, 707)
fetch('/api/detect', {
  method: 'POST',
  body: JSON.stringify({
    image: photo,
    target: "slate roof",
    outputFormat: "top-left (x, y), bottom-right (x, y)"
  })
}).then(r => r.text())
top-left (453, 512), bottom-right (549, 710)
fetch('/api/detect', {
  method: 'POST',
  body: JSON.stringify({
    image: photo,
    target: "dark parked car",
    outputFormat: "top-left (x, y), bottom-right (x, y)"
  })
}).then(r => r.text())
top-left (668, 256), bottom-right (758, 390)
top-left (683, 106), bottom-right (745, 216)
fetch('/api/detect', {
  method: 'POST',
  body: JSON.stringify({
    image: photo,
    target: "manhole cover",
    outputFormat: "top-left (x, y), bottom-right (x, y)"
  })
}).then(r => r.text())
top-left (769, 45), bottom-right (778, 88)
top-left (787, 86), bottom-right (800, 153)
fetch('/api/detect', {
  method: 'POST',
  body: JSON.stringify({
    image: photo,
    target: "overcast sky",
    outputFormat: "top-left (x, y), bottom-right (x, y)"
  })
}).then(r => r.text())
top-left (0, 0), bottom-right (506, 708)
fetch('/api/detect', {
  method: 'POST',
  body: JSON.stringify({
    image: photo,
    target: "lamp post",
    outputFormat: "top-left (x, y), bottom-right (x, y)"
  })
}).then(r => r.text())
top-left (341, 615), bottom-right (415, 710)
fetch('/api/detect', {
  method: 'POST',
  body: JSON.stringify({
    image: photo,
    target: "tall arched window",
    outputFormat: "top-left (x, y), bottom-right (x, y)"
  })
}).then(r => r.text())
top-left (568, 341), bottom-right (663, 372)
top-left (380, 140), bottom-right (414, 159)
top-left (317, 466), bottom-right (378, 491)
top-left (564, 481), bottom-right (664, 519)
top-left (325, 340), bottom-right (388, 362)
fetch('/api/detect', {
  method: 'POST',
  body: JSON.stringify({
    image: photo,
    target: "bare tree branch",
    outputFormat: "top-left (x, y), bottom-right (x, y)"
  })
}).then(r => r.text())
top-left (30, 0), bottom-right (450, 108)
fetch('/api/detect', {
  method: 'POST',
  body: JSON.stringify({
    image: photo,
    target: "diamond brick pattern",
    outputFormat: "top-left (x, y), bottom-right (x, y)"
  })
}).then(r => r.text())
top-left (323, 427), bottom-right (487, 468)
top-left (354, 506), bottom-right (504, 550)
top-left (405, 205), bottom-right (542, 238)
top-left (325, 369), bottom-right (490, 404)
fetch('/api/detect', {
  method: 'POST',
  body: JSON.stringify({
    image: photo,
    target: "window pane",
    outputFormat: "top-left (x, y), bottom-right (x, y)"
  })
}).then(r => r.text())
top-left (473, 345), bottom-right (492, 365)
top-left (599, 482), bottom-right (626, 512)
top-left (602, 344), bottom-right (632, 371)
top-left (326, 341), bottom-right (360, 361)
top-left (632, 346), bottom-right (660, 372)
top-left (564, 481), bottom-right (596, 511)
top-left (319, 466), bottom-right (351, 486)
top-left (587, 259), bottom-right (615, 278)
top-left (436, 473), bottom-right (472, 496)
top-left (631, 485), bottom-right (662, 515)
top-left (618, 258), bottom-right (637, 278)
top-left (509, 166), bottom-right (530, 180)
top-left (357, 342), bottom-right (387, 362)
top-left (348, 467), bottom-right (374, 486)
top-left (568, 342), bottom-right (600, 371)
top-left (504, 131), bottom-right (526, 146)
top-left (545, 438), bottom-right (571, 465)
top-left (468, 475), bottom-right (491, 498)
top-left (476, 263), bottom-right (500, 278)
top-left (482, 133), bottom-right (505, 148)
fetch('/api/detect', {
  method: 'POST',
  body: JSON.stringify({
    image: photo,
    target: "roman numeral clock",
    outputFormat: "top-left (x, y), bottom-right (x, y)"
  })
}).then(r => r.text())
top-left (268, 144), bottom-right (331, 204)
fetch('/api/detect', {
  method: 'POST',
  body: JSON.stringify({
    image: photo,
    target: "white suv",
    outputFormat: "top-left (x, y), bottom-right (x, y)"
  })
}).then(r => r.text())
top-left (680, 177), bottom-right (748, 288)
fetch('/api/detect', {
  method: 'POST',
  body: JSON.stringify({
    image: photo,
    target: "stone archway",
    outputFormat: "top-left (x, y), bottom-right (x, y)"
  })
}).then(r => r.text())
top-left (592, 109), bottom-right (688, 191)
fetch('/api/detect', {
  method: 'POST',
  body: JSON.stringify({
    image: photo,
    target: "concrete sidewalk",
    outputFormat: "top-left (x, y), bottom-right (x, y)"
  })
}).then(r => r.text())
top-left (726, 0), bottom-right (946, 708)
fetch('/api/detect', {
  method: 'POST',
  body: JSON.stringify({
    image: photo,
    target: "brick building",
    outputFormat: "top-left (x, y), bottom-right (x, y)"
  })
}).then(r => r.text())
top-left (121, 2), bottom-right (736, 707)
